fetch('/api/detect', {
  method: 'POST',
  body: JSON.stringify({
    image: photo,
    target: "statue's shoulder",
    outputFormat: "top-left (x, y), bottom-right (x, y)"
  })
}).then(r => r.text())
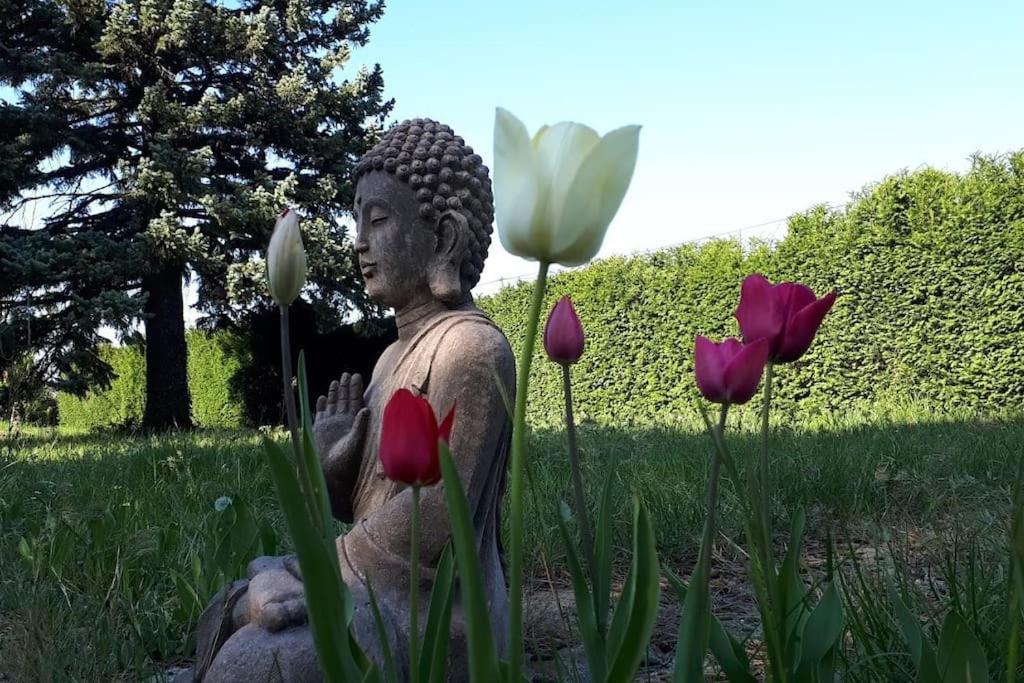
top-left (431, 308), bottom-right (514, 373)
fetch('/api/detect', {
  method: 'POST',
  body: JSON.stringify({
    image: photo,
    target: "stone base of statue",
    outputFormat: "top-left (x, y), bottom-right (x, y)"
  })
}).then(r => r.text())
top-left (194, 553), bottom-right (504, 682)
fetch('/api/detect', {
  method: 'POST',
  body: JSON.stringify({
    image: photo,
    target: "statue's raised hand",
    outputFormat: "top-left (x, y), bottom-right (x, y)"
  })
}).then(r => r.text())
top-left (314, 373), bottom-right (370, 486)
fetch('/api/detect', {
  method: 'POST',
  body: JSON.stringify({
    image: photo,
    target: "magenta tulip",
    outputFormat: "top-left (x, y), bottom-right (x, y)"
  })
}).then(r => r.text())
top-left (734, 274), bottom-right (837, 363)
top-left (544, 296), bottom-right (585, 365)
top-left (379, 389), bottom-right (455, 487)
top-left (694, 336), bottom-right (770, 405)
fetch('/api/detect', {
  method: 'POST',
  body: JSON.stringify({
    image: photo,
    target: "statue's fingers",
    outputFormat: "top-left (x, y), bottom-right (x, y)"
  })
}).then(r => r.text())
top-left (327, 380), bottom-right (339, 414)
top-left (339, 372), bottom-right (352, 413)
top-left (315, 395), bottom-right (327, 418)
top-left (284, 554), bottom-right (303, 581)
top-left (349, 373), bottom-right (364, 410)
top-left (352, 407), bottom-right (370, 438)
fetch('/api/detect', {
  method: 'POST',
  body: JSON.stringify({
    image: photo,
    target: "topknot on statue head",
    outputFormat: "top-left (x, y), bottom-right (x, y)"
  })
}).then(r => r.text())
top-left (353, 118), bottom-right (495, 293)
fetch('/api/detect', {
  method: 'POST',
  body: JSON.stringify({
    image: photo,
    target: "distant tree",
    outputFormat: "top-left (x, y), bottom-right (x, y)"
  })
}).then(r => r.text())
top-left (0, 0), bottom-right (391, 429)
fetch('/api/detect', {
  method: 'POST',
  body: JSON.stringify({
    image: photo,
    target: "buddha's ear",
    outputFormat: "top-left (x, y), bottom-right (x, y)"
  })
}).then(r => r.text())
top-left (429, 209), bottom-right (469, 303)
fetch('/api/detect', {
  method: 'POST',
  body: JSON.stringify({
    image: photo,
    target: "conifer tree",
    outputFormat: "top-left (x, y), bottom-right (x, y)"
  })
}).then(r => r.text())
top-left (0, 0), bottom-right (391, 429)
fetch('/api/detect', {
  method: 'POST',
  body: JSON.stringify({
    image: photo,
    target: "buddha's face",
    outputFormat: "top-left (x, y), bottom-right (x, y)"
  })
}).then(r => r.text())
top-left (353, 171), bottom-right (436, 309)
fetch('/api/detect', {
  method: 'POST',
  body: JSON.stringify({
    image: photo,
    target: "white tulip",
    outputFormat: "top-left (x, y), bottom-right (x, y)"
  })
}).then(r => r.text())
top-left (493, 108), bottom-right (640, 266)
top-left (266, 208), bottom-right (307, 306)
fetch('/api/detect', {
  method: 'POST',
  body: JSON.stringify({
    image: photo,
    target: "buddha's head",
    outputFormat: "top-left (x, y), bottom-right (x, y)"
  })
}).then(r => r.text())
top-left (352, 118), bottom-right (495, 310)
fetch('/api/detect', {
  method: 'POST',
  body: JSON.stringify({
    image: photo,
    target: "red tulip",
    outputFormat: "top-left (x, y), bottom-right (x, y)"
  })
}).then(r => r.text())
top-left (694, 336), bottom-right (770, 405)
top-left (734, 274), bottom-right (837, 363)
top-left (379, 388), bottom-right (455, 487)
top-left (544, 296), bottom-right (585, 365)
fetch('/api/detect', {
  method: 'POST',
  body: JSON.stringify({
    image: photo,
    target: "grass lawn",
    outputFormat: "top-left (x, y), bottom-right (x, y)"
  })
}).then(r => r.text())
top-left (1, 403), bottom-right (1021, 680)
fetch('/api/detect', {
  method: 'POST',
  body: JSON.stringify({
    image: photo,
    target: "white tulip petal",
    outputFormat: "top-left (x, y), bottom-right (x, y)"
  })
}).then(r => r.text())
top-left (551, 125), bottom-right (640, 265)
top-left (267, 210), bottom-right (307, 304)
top-left (531, 125), bottom-right (550, 148)
top-left (493, 108), bottom-right (545, 260)
top-left (532, 122), bottom-right (600, 246)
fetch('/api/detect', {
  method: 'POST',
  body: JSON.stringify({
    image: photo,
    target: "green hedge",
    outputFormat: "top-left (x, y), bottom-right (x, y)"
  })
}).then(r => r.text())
top-left (57, 330), bottom-right (246, 429)
top-left (480, 152), bottom-right (1024, 426)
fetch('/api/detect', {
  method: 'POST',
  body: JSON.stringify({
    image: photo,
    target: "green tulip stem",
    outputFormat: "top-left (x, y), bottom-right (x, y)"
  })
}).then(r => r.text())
top-left (410, 485), bottom-right (421, 683)
top-left (561, 362), bottom-right (594, 571)
top-left (278, 304), bottom-right (319, 529)
top-left (698, 404), bottom-right (729, 590)
top-left (757, 360), bottom-right (787, 683)
top-left (759, 362), bottom-right (774, 559)
top-left (507, 260), bottom-right (550, 682)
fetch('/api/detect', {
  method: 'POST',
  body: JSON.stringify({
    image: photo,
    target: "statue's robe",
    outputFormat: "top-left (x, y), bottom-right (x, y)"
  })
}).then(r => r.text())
top-left (198, 306), bottom-right (514, 682)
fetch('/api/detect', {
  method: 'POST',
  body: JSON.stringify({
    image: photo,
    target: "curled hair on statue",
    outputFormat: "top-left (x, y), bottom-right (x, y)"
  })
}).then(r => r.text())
top-left (354, 118), bottom-right (494, 295)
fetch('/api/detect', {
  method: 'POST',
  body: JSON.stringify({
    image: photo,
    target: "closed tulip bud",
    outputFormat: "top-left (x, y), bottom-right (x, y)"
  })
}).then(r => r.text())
top-left (493, 108), bottom-right (640, 266)
top-left (694, 336), bottom-right (770, 405)
top-left (266, 208), bottom-right (307, 306)
top-left (379, 388), bottom-right (455, 487)
top-left (734, 274), bottom-right (837, 363)
top-left (544, 296), bottom-right (585, 365)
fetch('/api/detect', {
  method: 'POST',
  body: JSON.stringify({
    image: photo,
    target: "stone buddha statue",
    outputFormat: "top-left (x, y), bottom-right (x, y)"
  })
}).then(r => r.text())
top-left (194, 119), bottom-right (515, 682)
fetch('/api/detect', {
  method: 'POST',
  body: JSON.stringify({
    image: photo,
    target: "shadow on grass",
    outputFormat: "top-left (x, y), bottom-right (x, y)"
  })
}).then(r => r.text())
top-left (520, 411), bottom-right (1024, 564)
top-left (1, 412), bottom-right (1021, 679)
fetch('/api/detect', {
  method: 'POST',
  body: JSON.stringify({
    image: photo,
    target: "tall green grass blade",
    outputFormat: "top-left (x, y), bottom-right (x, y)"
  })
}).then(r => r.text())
top-left (438, 444), bottom-right (501, 681)
top-left (421, 545), bottom-right (456, 683)
top-left (492, 369), bottom-right (514, 420)
top-left (1007, 452), bottom-right (1024, 683)
top-left (556, 501), bottom-right (605, 681)
top-left (608, 499), bottom-right (661, 682)
top-left (365, 578), bottom-right (398, 683)
top-left (264, 438), bottom-right (362, 682)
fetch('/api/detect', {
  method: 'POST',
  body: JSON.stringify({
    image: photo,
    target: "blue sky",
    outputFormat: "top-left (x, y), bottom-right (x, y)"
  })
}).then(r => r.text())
top-left (8, 0), bottom-right (1023, 321)
top-left (352, 0), bottom-right (1024, 291)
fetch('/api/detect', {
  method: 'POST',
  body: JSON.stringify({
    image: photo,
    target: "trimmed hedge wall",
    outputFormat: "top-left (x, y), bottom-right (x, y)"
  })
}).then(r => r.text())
top-left (480, 152), bottom-right (1024, 426)
top-left (57, 330), bottom-right (246, 430)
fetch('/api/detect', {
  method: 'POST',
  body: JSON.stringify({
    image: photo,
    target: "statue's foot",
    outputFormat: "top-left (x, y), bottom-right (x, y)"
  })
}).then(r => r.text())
top-left (244, 555), bottom-right (309, 632)
top-left (202, 623), bottom-right (320, 683)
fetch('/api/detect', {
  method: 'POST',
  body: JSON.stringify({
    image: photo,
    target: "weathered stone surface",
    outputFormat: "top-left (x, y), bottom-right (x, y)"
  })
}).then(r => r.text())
top-left (204, 625), bottom-right (320, 682)
top-left (196, 118), bottom-right (513, 681)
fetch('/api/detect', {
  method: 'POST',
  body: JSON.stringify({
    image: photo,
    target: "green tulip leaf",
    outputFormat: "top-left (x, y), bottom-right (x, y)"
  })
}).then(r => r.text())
top-left (607, 499), bottom-right (661, 682)
top-left (673, 548), bottom-right (710, 683)
top-left (438, 445), bottom-right (501, 681)
top-left (666, 568), bottom-right (756, 683)
top-left (264, 439), bottom-right (363, 682)
top-left (797, 582), bottom-right (844, 669)
top-left (593, 468), bottom-right (615, 634)
top-left (556, 500), bottom-right (606, 681)
top-left (297, 353), bottom-right (335, 537)
top-left (780, 508), bottom-right (809, 662)
top-left (937, 611), bottom-right (988, 683)
top-left (888, 580), bottom-right (941, 683)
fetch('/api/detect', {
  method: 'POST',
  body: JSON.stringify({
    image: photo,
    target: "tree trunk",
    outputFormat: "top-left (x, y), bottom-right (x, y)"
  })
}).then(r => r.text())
top-left (142, 264), bottom-right (192, 430)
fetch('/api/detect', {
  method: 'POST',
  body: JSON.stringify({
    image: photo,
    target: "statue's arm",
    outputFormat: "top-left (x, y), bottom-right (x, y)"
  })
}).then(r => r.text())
top-left (341, 323), bottom-right (515, 569)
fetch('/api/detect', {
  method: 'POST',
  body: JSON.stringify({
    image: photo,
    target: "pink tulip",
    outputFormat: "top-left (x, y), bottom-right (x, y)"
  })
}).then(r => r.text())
top-left (734, 274), bottom-right (837, 363)
top-left (694, 336), bottom-right (770, 405)
top-left (379, 389), bottom-right (455, 487)
top-left (544, 296), bottom-right (585, 365)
